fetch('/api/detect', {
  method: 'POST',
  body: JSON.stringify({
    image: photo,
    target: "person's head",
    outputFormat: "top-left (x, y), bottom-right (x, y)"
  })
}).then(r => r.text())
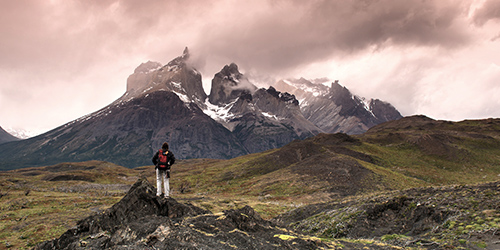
top-left (162, 142), bottom-right (169, 150)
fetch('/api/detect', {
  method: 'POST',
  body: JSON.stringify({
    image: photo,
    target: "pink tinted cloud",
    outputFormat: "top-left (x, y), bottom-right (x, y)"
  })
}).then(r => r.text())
top-left (0, 0), bottom-right (499, 134)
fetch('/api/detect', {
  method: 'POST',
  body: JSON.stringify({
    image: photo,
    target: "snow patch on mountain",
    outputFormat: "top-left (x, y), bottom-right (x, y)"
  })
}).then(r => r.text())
top-left (202, 98), bottom-right (237, 123)
top-left (360, 97), bottom-right (375, 116)
top-left (6, 127), bottom-right (42, 139)
top-left (171, 82), bottom-right (183, 90)
top-left (262, 112), bottom-right (279, 120)
top-left (173, 91), bottom-right (191, 104)
top-left (283, 79), bottom-right (329, 97)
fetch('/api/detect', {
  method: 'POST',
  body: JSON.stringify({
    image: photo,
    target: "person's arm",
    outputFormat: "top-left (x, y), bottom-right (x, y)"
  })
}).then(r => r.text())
top-left (168, 152), bottom-right (176, 166)
top-left (152, 151), bottom-right (159, 165)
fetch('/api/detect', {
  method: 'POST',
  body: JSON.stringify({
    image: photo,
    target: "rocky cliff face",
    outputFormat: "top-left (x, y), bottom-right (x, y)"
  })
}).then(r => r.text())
top-left (275, 78), bottom-right (402, 134)
top-left (205, 64), bottom-right (322, 153)
top-left (124, 47), bottom-right (206, 106)
top-left (35, 178), bottom-right (329, 250)
top-left (208, 63), bottom-right (256, 105)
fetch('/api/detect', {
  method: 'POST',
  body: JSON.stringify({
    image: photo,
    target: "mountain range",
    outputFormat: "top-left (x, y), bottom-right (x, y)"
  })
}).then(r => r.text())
top-left (0, 48), bottom-right (401, 170)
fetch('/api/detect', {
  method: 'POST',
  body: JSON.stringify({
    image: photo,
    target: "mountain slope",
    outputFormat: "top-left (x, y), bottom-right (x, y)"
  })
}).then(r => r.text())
top-left (3, 116), bottom-right (500, 249)
top-left (0, 126), bottom-right (19, 144)
top-left (0, 91), bottom-right (247, 170)
top-left (0, 50), bottom-right (248, 170)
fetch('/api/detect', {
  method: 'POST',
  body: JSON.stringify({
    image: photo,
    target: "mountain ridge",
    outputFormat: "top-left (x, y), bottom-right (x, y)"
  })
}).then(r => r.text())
top-left (275, 79), bottom-right (402, 134)
top-left (0, 48), bottom-right (402, 170)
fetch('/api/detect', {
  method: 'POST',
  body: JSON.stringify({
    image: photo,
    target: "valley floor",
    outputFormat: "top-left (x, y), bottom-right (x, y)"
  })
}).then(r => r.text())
top-left (2, 161), bottom-right (500, 249)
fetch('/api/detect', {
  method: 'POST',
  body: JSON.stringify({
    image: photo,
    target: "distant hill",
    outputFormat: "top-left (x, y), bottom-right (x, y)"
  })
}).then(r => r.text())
top-left (0, 126), bottom-right (19, 144)
top-left (162, 115), bottom-right (500, 200)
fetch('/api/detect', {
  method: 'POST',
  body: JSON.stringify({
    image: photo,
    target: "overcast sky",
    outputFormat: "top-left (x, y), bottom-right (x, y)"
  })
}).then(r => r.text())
top-left (1, 0), bottom-right (500, 136)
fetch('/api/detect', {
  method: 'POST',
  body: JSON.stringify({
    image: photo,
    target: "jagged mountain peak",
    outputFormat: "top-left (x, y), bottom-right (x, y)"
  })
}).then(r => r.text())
top-left (133, 61), bottom-right (162, 74)
top-left (273, 78), bottom-right (402, 134)
top-left (183, 46), bottom-right (190, 58)
top-left (265, 86), bottom-right (299, 106)
top-left (163, 46), bottom-right (191, 69)
top-left (0, 50), bottom-right (404, 170)
top-left (216, 63), bottom-right (244, 85)
top-left (208, 63), bottom-right (257, 106)
top-left (220, 62), bottom-right (239, 76)
top-left (329, 80), bottom-right (352, 99)
top-left (124, 47), bottom-right (206, 105)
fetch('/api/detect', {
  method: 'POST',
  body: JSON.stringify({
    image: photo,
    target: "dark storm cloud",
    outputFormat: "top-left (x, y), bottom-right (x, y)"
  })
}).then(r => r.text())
top-left (0, 0), bottom-right (473, 76)
top-left (1, 0), bottom-right (499, 134)
top-left (473, 0), bottom-right (500, 26)
top-left (190, 0), bottom-right (471, 74)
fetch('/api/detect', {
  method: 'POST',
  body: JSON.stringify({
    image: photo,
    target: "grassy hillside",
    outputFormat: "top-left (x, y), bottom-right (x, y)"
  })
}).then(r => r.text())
top-left (0, 161), bottom-right (137, 249)
top-left (355, 115), bottom-right (500, 185)
top-left (1, 115), bottom-right (500, 249)
top-left (276, 181), bottom-right (500, 249)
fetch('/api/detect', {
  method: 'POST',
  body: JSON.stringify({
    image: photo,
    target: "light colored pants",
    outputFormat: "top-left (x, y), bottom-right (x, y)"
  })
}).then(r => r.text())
top-left (156, 169), bottom-right (170, 197)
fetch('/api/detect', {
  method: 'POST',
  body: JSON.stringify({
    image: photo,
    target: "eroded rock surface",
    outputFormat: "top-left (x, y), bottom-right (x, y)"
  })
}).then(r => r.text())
top-left (35, 178), bottom-right (327, 249)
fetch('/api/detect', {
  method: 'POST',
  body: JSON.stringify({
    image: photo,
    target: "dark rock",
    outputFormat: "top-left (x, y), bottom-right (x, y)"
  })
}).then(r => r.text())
top-left (208, 64), bottom-right (322, 154)
top-left (34, 178), bottom-right (330, 250)
top-left (209, 63), bottom-right (254, 105)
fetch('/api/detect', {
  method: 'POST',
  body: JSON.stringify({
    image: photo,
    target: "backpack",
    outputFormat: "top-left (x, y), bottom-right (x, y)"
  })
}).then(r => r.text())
top-left (157, 149), bottom-right (170, 169)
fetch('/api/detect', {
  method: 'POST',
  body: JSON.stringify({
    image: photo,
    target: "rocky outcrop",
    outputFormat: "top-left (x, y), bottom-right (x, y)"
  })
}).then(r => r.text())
top-left (274, 181), bottom-right (500, 249)
top-left (208, 63), bottom-right (256, 105)
top-left (126, 61), bottom-right (162, 94)
top-left (35, 178), bottom-right (329, 250)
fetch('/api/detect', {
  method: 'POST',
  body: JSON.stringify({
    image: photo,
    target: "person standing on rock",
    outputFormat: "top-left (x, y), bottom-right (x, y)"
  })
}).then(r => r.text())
top-left (152, 142), bottom-right (176, 198)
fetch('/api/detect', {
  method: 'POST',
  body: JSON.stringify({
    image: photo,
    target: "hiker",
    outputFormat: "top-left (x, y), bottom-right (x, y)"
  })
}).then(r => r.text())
top-left (152, 142), bottom-right (176, 197)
